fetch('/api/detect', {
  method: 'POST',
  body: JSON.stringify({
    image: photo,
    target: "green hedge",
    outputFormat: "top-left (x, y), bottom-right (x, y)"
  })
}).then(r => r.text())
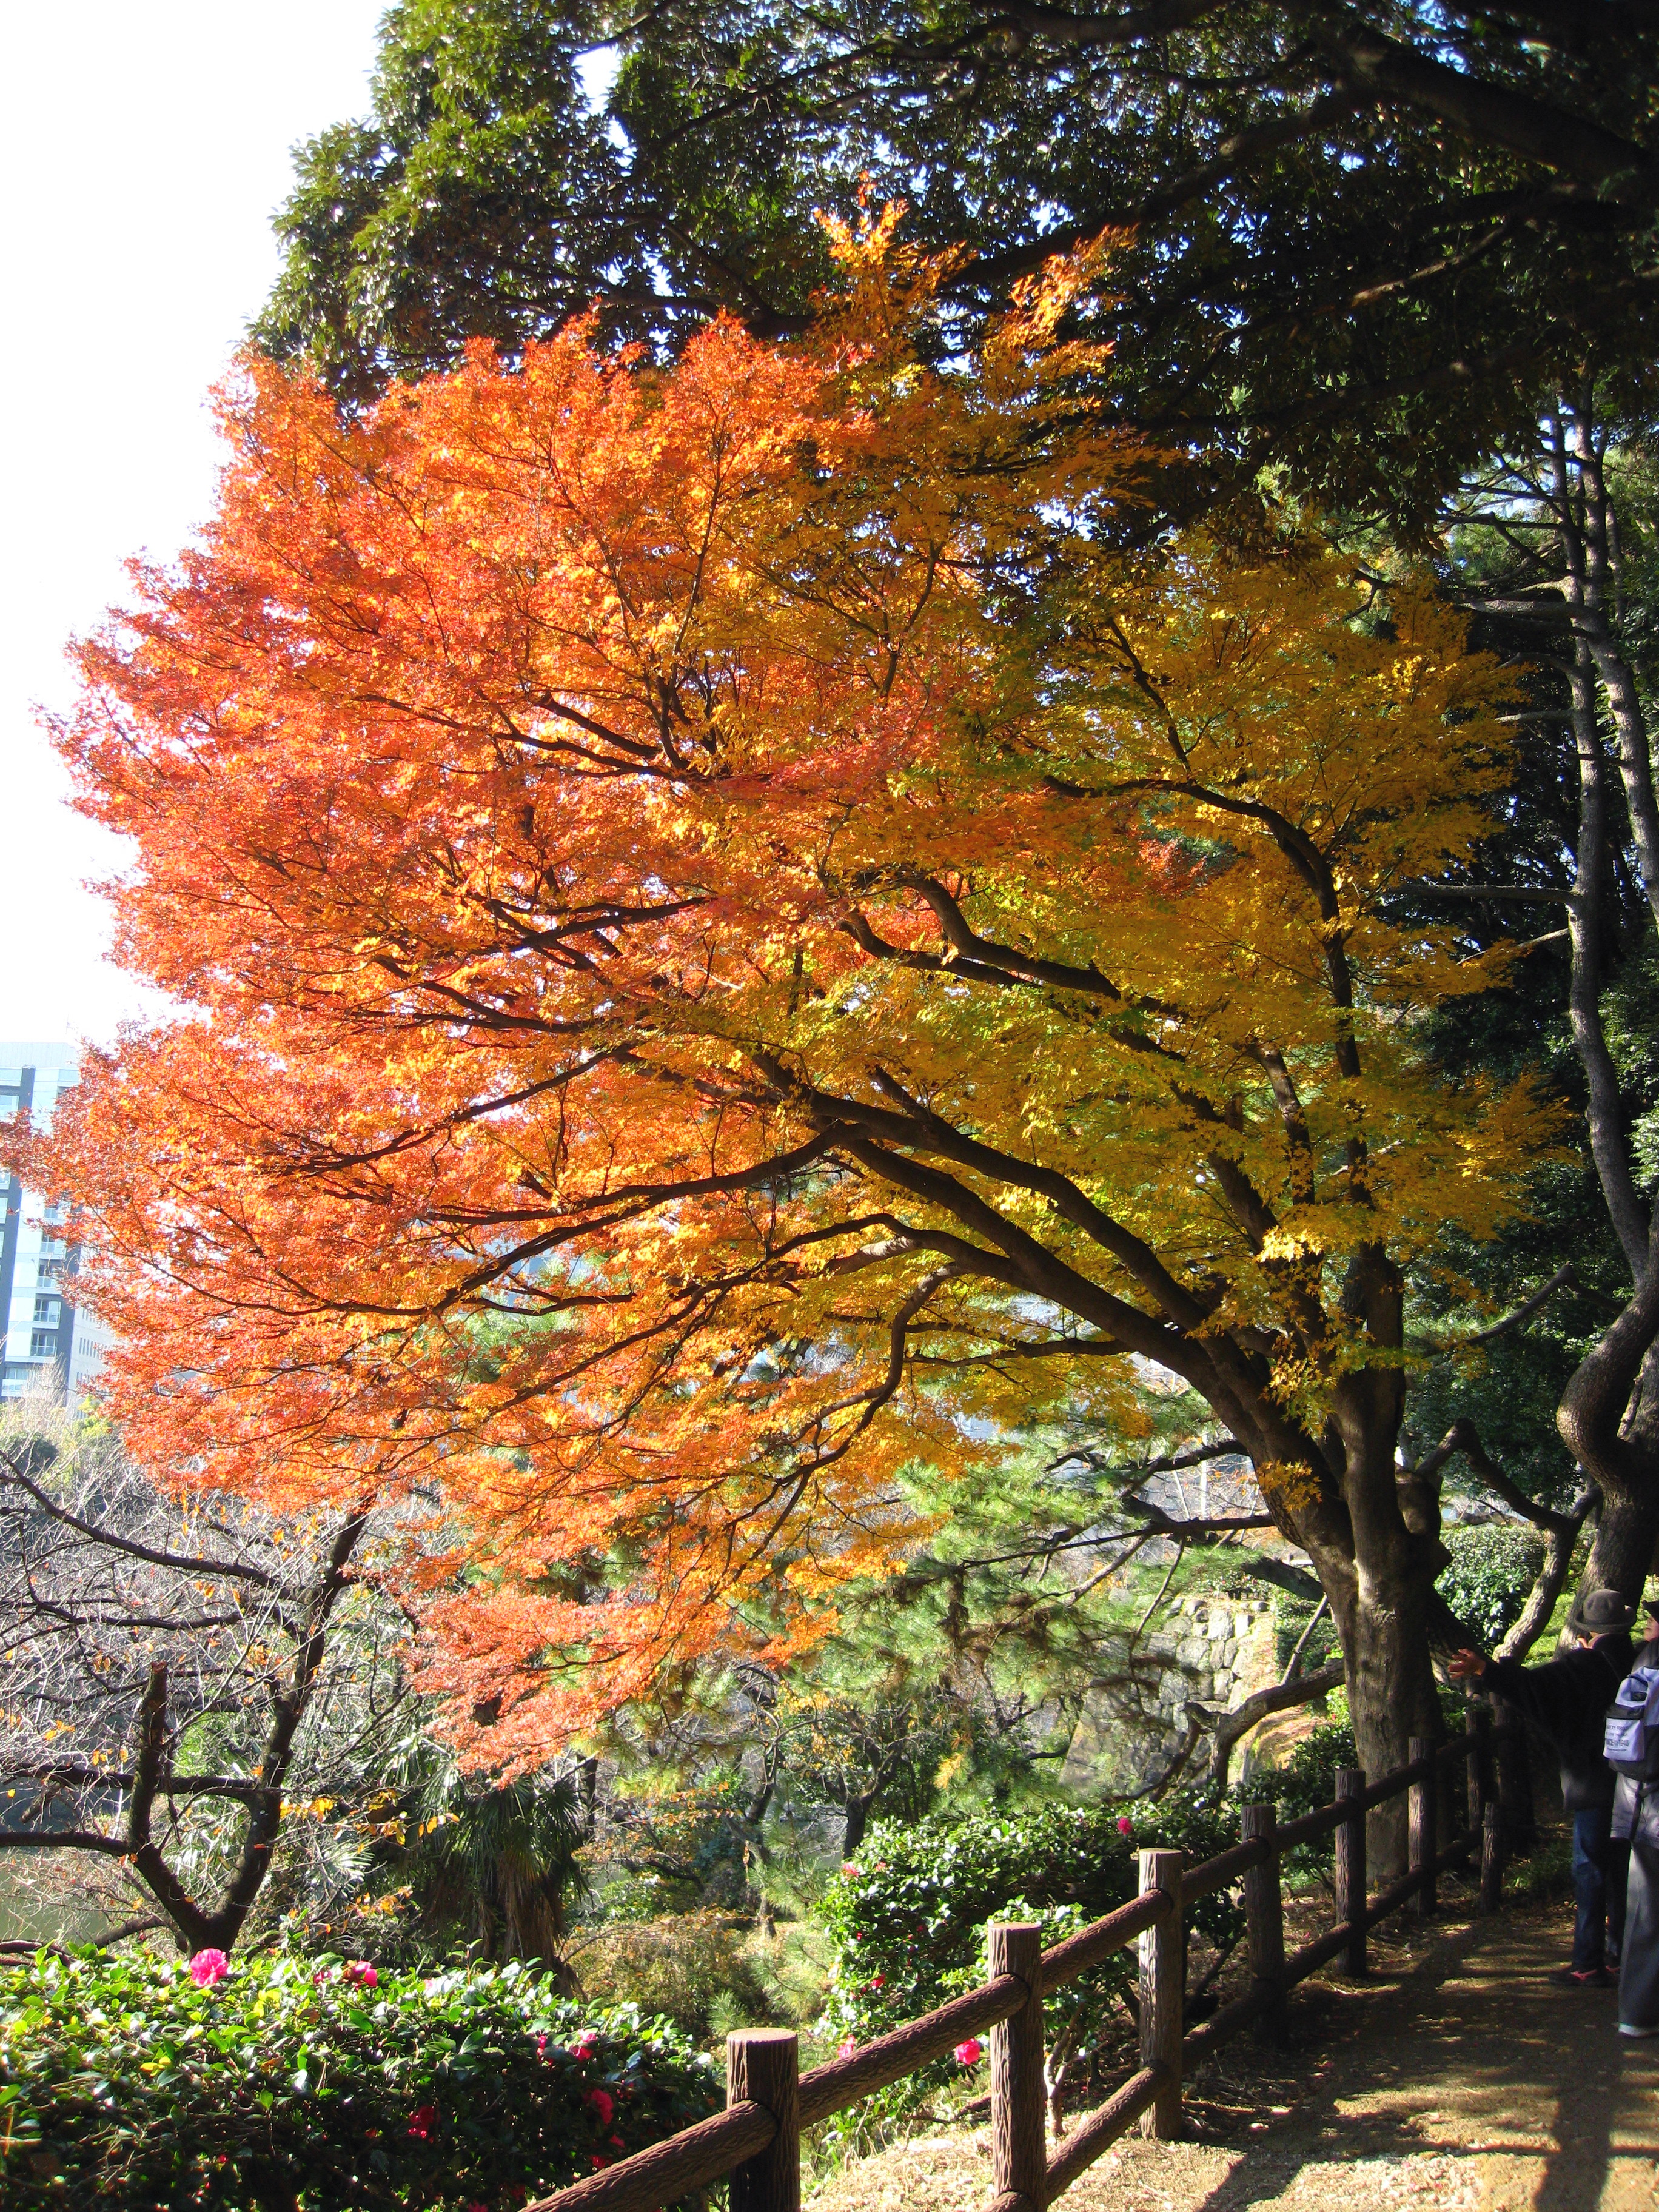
top-left (1436, 1523), bottom-right (1546, 1649)
top-left (816, 1795), bottom-right (1240, 2148)
top-left (0, 1948), bottom-right (720, 2211)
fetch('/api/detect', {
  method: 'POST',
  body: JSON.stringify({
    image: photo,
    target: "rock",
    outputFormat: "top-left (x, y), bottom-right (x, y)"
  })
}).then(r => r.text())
top-left (1230, 1613), bottom-right (1280, 1703)
top-left (1060, 1683), bottom-right (1176, 1796)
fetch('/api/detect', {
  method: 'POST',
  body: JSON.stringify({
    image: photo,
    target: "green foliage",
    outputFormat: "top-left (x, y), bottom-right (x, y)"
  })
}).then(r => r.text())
top-left (571, 1911), bottom-right (777, 2040)
top-left (258, 0), bottom-right (1659, 525)
top-left (0, 1948), bottom-right (718, 2211)
top-left (1264, 1713), bottom-right (1358, 1872)
top-left (1436, 1524), bottom-right (1547, 1650)
top-left (814, 1795), bottom-right (1239, 2150)
top-left (255, 0), bottom-right (637, 404)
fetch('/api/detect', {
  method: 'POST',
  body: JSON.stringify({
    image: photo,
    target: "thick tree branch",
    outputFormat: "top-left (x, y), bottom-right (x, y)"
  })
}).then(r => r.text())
top-left (1318, 9), bottom-right (1651, 186)
top-left (1421, 1417), bottom-right (1587, 1539)
top-left (1207, 1660), bottom-right (1345, 1791)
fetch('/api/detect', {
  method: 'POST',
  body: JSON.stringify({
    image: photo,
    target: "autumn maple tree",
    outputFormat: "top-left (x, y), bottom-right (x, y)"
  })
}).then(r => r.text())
top-left (28, 220), bottom-right (1556, 1818)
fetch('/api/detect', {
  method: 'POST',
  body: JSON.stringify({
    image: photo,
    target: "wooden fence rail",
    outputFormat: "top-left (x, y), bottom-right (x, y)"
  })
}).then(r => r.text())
top-left (526, 1716), bottom-right (1523, 2212)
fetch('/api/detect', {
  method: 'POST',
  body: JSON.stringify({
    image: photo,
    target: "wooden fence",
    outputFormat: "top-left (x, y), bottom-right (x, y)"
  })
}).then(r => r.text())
top-left (527, 1708), bottom-right (1527, 2212)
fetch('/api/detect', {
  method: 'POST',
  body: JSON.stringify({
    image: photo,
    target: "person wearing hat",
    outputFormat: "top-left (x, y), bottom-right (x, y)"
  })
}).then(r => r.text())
top-left (1450, 1586), bottom-right (1637, 1987)
top-left (1610, 1599), bottom-right (1659, 2036)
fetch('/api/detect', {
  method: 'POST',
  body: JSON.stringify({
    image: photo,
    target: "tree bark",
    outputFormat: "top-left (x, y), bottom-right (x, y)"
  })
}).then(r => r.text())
top-left (1520, 395), bottom-right (1659, 1617)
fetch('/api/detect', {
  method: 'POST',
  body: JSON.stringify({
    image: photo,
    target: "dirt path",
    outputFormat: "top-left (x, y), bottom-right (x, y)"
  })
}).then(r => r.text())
top-left (809, 1898), bottom-right (1659, 2212)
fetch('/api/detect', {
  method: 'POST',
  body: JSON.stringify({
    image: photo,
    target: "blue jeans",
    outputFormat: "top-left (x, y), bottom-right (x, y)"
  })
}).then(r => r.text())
top-left (1574, 1804), bottom-right (1629, 1971)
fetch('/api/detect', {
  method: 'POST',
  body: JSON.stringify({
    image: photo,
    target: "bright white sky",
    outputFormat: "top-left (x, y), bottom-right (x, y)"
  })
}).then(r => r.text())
top-left (1, 2), bottom-right (386, 1047)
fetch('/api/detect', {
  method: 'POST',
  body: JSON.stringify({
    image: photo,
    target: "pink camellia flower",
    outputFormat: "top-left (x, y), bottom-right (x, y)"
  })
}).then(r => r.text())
top-left (837, 2038), bottom-right (857, 2060)
top-left (344, 1960), bottom-right (378, 1988)
top-left (954, 2039), bottom-right (983, 2068)
top-left (586, 2088), bottom-right (615, 2127)
top-left (189, 1949), bottom-right (230, 1987)
top-left (406, 2103), bottom-right (439, 2142)
top-left (571, 2029), bottom-right (600, 2061)
top-left (841, 1862), bottom-right (860, 1878)
top-left (1116, 1815), bottom-right (1134, 1836)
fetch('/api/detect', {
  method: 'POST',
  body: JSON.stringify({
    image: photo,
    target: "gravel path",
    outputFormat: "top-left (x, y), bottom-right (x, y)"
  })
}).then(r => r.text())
top-left (808, 1898), bottom-right (1659, 2212)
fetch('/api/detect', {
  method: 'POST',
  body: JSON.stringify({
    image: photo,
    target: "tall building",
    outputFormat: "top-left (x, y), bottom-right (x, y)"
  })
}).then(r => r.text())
top-left (0, 1043), bottom-right (112, 1409)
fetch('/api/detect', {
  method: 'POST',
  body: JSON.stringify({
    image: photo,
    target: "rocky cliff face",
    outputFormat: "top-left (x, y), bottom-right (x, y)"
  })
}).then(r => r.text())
top-left (1060, 1594), bottom-right (1283, 1795)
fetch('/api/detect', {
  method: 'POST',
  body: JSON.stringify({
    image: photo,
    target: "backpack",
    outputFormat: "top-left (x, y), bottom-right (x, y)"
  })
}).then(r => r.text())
top-left (1606, 1664), bottom-right (1659, 1778)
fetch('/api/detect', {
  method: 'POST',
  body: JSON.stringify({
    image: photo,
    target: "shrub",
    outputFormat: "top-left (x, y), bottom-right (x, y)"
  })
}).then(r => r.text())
top-left (816, 1795), bottom-right (1239, 2150)
top-left (571, 1910), bottom-right (777, 2039)
top-left (0, 1946), bottom-right (720, 2212)
top-left (1436, 1523), bottom-right (1545, 1649)
top-left (1265, 1713), bottom-right (1357, 1870)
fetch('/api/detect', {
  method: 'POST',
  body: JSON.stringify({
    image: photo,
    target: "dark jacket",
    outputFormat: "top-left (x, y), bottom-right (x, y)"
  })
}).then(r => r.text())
top-left (1481, 1633), bottom-right (1634, 1812)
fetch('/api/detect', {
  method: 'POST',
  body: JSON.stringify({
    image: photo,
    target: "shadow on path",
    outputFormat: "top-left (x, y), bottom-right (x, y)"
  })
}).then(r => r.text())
top-left (1192, 1905), bottom-right (1659, 2211)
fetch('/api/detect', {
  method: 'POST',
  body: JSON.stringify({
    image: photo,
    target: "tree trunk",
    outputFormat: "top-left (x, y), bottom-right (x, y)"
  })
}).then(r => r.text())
top-left (1547, 396), bottom-right (1659, 1615)
top-left (1561, 1274), bottom-right (1659, 1606)
top-left (842, 1791), bottom-right (873, 1858)
top-left (1581, 1439), bottom-right (1659, 1601)
top-left (1310, 1361), bottom-right (1446, 1877)
top-left (1336, 1577), bottom-right (1444, 1875)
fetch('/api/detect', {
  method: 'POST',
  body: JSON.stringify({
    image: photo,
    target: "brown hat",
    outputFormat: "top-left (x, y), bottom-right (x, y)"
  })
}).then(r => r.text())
top-left (1566, 1587), bottom-right (1638, 1637)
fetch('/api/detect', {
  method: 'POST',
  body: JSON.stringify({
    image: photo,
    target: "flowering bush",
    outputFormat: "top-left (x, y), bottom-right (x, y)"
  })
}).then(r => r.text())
top-left (817, 1795), bottom-right (1240, 2150)
top-left (0, 1947), bottom-right (719, 2211)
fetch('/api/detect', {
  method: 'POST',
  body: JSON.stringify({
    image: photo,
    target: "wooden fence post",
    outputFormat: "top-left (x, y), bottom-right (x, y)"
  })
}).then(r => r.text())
top-left (1138, 1849), bottom-right (1183, 2140)
top-left (1469, 1705), bottom-right (1502, 1912)
top-left (728, 2028), bottom-right (799, 2212)
top-left (1408, 1737), bottom-right (1436, 1919)
top-left (1239, 1803), bottom-right (1285, 2041)
top-left (1335, 1767), bottom-right (1367, 1977)
top-left (989, 1922), bottom-right (1047, 2210)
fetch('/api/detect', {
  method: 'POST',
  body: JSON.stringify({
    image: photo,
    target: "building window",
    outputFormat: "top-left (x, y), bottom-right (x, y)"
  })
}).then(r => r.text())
top-left (30, 1330), bottom-right (59, 1359)
top-left (37, 1259), bottom-right (64, 1285)
top-left (33, 1296), bottom-right (61, 1326)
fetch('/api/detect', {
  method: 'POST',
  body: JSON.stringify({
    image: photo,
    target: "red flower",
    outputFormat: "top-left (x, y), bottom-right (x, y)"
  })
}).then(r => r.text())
top-left (586, 2088), bottom-right (615, 2126)
top-left (188, 1949), bottom-right (229, 1987)
top-left (610, 2135), bottom-right (626, 2151)
top-left (1116, 1815), bottom-right (1134, 1836)
top-left (868, 1974), bottom-right (884, 1990)
top-left (406, 2103), bottom-right (439, 2141)
top-left (343, 1960), bottom-right (378, 1988)
top-left (954, 2039), bottom-right (983, 2068)
top-left (837, 2037), bottom-right (857, 2060)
